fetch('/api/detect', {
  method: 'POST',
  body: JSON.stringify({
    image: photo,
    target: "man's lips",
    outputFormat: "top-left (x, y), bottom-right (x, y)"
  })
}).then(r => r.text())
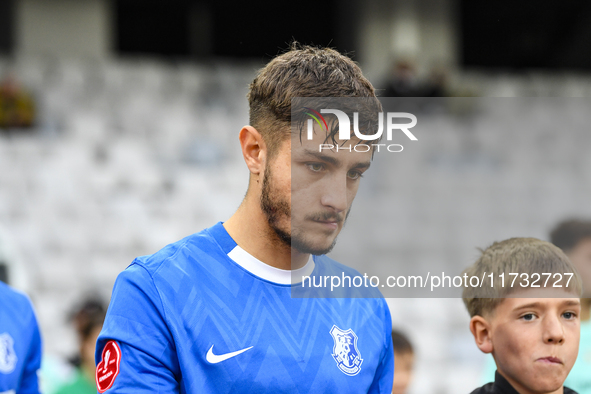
top-left (306, 212), bottom-right (344, 230)
top-left (536, 356), bottom-right (563, 364)
top-left (313, 219), bottom-right (339, 229)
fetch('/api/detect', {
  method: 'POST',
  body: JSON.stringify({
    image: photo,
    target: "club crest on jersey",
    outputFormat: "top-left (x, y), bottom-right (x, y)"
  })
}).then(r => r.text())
top-left (0, 333), bottom-right (17, 374)
top-left (330, 325), bottom-right (363, 376)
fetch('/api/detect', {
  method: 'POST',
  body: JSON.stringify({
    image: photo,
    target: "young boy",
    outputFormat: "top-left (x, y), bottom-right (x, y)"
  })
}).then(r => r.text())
top-left (391, 330), bottom-right (414, 394)
top-left (463, 238), bottom-right (582, 394)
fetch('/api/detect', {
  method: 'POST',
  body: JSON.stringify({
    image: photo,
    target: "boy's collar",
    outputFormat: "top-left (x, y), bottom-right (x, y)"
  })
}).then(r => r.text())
top-left (494, 370), bottom-right (577, 394)
top-left (493, 371), bottom-right (519, 394)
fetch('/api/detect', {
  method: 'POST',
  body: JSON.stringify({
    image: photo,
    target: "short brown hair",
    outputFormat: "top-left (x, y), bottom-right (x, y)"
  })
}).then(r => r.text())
top-left (248, 43), bottom-right (379, 158)
top-left (462, 237), bottom-right (582, 317)
top-left (391, 330), bottom-right (413, 355)
top-left (550, 219), bottom-right (591, 253)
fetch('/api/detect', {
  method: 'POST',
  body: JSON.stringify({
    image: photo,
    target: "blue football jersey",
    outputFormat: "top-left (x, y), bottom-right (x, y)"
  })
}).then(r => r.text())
top-left (0, 281), bottom-right (42, 394)
top-left (96, 222), bottom-right (394, 393)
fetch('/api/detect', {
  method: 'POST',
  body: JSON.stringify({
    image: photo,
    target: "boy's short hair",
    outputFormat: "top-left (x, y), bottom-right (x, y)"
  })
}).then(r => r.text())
top-left (550, 219), bottom-right (591, 252)
top-left (462, 237), bottom-right (582, 317)
top-left (69, 296), bottom-right (106, 340)
top-left (247, 43), bottom-right (380, 159)
top-left (391, 330), bottom-right (413, 355)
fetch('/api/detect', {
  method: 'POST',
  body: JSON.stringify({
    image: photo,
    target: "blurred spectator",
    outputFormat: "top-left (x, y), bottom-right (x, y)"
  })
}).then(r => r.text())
top-left (54, 296), bottom-right (106, 394)
top-left (551, 219), bottom-right (591, 394)
top-left (382, 60), bottom-right (451, 98)
top-left (383, 60), bottom-right (424, 98)
top-left (392, 329), bottom-right (414, 394)
top-left (423, 65), bottom-right (449, 97)
top-left (0, 73), bottom-right (36, 130)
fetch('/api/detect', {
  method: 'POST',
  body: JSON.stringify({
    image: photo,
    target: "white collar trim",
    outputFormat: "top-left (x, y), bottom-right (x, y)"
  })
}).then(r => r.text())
top-left (227, 245), bottom-right (315, 285)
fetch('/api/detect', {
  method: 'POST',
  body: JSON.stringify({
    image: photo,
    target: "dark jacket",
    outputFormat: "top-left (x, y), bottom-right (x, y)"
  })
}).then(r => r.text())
top-left (470, 371), bottom-right (577, 394)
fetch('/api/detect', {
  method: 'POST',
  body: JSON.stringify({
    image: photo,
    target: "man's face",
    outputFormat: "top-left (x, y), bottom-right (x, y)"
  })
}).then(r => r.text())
top-left (260, 127), bottom-right (372, 255)
top-left (488, 290), bottom-right (580, 394)
top-left (567, 237), bottom-right (591, 297)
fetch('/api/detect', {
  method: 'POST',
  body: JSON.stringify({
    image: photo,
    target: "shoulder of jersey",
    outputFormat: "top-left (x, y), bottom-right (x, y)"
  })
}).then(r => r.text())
top-left (0, 280), bottom-right (31, 306)
top-left (129, 228), bottom-right (219, 273)
top-left (0, 281), bottom-right (35, 323)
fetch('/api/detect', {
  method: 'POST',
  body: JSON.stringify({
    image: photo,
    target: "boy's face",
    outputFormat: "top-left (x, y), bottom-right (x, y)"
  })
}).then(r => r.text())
top-left (486, 290), bottom-right (580, 394)
top-left (392, 351), bottom-right (414, 394)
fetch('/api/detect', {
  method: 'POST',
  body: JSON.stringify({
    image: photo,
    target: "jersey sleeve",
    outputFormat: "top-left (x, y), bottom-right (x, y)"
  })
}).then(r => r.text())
top-left (95, 262), bottom-right (180, 393)
top-left (367, 300), bottom-right (394, 394)
top-left (18, 300), bottom-right (42, 394)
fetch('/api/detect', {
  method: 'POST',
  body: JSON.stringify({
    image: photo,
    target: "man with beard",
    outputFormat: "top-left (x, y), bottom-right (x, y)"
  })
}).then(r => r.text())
top-left (96, 45), bottom-right (394, 393)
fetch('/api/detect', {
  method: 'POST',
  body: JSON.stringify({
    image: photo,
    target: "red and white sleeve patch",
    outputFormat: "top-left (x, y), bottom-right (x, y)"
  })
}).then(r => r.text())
top-left (96, 340), bottom-right (121, 393)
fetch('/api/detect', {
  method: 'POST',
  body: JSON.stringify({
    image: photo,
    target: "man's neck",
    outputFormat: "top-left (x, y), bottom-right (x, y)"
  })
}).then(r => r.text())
top-left (224, 200), bottom-right (309, 271)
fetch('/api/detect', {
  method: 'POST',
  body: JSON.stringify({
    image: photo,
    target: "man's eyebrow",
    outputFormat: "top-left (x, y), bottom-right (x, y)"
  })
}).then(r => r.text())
top-left (300, 149), bottom-right (372, 170)
top-left (351, 161), bottom-right (371, 170)
top-left (301, 149), bottom-right (340, 166)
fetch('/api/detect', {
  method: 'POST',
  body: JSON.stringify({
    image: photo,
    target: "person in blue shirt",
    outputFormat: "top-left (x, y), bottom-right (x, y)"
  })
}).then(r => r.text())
top-left (96, 44), bottom-right (394, 393)
top-left (0, 280), bottom-right (42, 394)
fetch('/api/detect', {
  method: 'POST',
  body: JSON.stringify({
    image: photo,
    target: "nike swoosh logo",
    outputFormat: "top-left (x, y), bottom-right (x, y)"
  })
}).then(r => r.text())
top-left (206, 345), bottom-right (253, 364)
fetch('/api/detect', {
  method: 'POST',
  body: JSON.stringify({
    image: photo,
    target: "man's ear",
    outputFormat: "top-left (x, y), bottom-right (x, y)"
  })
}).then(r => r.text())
top-left (239, 126), bottom-right (266, 175)
top-left (469, 315), bottom-right (494, 354)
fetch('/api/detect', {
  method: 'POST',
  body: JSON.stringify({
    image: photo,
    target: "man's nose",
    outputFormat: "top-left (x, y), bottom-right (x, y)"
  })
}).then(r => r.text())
top-left (319, 173), bottom-right (348, 213)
